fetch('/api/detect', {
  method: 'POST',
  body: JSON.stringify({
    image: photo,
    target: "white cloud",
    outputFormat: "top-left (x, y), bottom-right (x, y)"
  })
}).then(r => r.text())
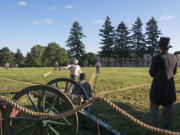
top-left (17, 1), bottom-right (27, 6)
top-left (93, 19), bottom-right (104, 24)
top-left (50, 5), bottom-right (56, 11)
top-left (33, 21), bottom-right (40, 25)
top-left (45, 18), bottom-right (54, 24)
top-left (65, 5), bottom-right (72, 9)
top-left (159, 15), bottom-right (174, 21)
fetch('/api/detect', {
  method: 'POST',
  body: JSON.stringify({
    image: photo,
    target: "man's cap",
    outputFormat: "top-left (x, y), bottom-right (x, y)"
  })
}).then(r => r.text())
top-left (73, 59), bottom-right (78, 64)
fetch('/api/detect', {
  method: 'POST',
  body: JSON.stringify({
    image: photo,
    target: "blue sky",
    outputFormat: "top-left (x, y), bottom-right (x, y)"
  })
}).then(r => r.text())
top-left (0, 0), bottom-right (180, 55)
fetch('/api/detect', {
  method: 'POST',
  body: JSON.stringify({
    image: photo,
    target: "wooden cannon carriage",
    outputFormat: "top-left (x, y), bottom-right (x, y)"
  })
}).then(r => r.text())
top-left (0, 78), bottom-right (121, 135)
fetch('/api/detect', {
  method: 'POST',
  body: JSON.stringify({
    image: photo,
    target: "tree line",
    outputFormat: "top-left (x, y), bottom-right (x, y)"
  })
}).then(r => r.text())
top-left (0, 42), bottom-right (96, 67)
top-left (99, 16), bottom-right (161, 66)
top-left (0, 43), bottom-right (68, 67)
top-left (0, 20), bottom-right (97, 67)
top-left (0, 16), bottom-right (172, 67)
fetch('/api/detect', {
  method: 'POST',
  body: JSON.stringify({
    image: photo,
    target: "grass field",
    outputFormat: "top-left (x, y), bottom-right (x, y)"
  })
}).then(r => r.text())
top-left (0, 67), bottom-right (180, 135)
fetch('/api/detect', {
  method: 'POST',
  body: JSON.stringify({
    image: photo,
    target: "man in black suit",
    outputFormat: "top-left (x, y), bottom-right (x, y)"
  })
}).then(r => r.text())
top-left (149, 37), bottom-right (178, 129)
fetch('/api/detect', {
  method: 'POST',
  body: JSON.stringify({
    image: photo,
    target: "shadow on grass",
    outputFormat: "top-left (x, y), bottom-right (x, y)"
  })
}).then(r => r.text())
top-left (1, 93), bottom-right (179, 135)
top-left (90, 101), bottom-right (180, 135)
top-left (0, 91), bottom-right (18, 95)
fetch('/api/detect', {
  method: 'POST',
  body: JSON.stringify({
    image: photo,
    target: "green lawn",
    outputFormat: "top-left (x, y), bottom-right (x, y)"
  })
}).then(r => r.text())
top-left (0, 67), bottom-right (180, 135)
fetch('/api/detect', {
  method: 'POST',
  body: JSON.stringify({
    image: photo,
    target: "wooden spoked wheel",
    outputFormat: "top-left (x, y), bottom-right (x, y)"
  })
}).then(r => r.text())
top-left (5, 85), bottom-right (78, 135)
top-left (47, 78), bottom-right (89, 101)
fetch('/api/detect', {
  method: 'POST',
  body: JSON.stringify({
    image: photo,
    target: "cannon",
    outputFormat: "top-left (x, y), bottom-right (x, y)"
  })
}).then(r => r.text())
top-left (0, 78), bottom-right (121, 135)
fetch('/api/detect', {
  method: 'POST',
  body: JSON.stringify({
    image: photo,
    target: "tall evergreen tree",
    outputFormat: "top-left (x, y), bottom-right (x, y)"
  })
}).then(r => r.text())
top-left (66, 21), bottom-right (86, 60)
top-left (145, 17), bottom-right (161, 57)
top-left (14, 49), bottom-right (24, 65)
top-left (99, 16), bottom-right (115, 66)
top-left (114, 21), bottom-right (131, 59)
top-left (131, 17), bottom-right (146, 58)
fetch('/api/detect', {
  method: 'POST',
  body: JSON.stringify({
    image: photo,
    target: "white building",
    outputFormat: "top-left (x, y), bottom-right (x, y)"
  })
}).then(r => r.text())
top-left (176, 54), bottom-right (180, 66)
top-left (101, 53), bottom-right (180, 67)
top-left (100, 53), bottom-right (153, 67)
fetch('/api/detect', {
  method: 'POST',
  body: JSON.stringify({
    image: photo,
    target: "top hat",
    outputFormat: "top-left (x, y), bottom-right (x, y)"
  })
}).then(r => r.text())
top-left (159, 37), bottom-right (172, 49)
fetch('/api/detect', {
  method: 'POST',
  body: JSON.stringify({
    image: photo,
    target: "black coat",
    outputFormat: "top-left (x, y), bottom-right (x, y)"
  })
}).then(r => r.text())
top-left (149, 52), bottom-right (178, 105)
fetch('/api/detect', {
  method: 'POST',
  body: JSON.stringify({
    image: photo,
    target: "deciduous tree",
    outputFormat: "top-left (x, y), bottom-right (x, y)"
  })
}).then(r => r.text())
top-left (25, 45), bottom-right (45, 66)
top-left (0, 47), bottom-right (14, 66)
top-left (43, 42), bottom-right (69, 66)
top-left (81, 52), bottom-right (97, 66)
top-left (14, 49), bottom-right (24, 66)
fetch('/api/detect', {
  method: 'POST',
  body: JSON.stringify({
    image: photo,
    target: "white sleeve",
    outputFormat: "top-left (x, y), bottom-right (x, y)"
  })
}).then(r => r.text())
top-left (79, 66), bottom-right (82, 74)
top-left (62, 65), bottom-right (71, 70)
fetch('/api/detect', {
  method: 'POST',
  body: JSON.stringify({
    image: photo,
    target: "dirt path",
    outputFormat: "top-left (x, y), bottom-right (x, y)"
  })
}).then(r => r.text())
top-left (89, 73), bottom-right (150, 95)
top-left (89, 73), bottom-right (96, 86)
top-left (98, 83), bottom-right (150, 95)
top-left (0, 77), bottom-right (39, 85)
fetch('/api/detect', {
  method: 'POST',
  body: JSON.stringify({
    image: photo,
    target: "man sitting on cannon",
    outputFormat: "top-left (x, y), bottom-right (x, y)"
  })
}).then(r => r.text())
top-left (72, 73), bottom-right (93, 98)
top-left (67, 73), bottom-right (93, 110)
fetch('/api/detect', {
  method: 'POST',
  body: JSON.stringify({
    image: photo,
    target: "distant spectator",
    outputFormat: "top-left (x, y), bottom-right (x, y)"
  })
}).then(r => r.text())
top-left (54, 61), bottom-right (59, 70)
top-left (5, 62), bottom-right (9, 70)
top-left (95, 60), bottom-right (101, 73)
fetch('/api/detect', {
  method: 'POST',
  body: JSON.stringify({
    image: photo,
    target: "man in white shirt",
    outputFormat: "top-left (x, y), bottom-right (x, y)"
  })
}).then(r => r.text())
top-left (61, 59), bottom-right (81, 81)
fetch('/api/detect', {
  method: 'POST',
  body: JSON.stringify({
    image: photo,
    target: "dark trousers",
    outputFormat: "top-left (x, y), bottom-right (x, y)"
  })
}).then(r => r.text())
top-left (70, 75), bottom-right (78, 81)
top-left (150, 101), bottom-right (173, 129)
top-left (96, 66), bottom-right (100, 73)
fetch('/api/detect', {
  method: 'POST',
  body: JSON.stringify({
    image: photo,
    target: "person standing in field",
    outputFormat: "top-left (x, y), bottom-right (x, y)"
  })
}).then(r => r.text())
top-left (95, 60), bottom-right (101, 73)
top-left (5, 62), bottom-right (9, 70)
top-left (54, 61), bottom-right (59, 70)
top-left (149, 37), bottom-right (178, 129)
top-left (61, 59), bottom-right (81, 81)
